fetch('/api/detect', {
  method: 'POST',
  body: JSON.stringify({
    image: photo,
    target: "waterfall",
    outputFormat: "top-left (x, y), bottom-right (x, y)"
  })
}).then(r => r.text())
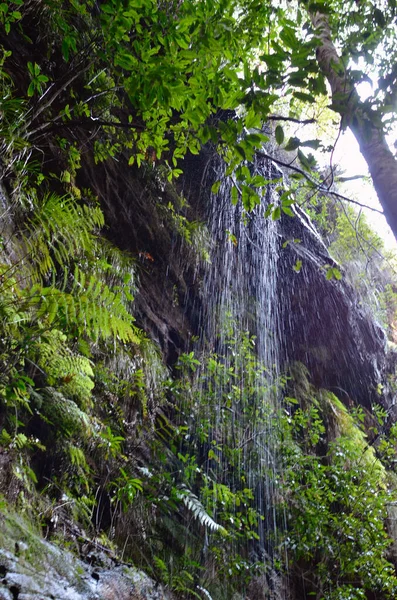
top-left (179, 151), bottom-right (286, 592)
top-left (177, 147), bottom-right (388, 598)
top-left (202, 153), bottom-right (281, 371)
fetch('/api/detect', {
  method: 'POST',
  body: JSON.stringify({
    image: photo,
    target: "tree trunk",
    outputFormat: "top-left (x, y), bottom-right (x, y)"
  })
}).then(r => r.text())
top-left (309, 10), bottom-right (397, 241)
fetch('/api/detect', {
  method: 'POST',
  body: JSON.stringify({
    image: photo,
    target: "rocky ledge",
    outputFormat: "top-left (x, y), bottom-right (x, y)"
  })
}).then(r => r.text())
top-left (0, 509), bottom-right (172, 600)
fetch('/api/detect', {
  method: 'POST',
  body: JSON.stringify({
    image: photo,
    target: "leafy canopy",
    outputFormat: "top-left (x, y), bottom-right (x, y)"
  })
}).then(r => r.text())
top-left (2, 0), bottom-right (397, 220)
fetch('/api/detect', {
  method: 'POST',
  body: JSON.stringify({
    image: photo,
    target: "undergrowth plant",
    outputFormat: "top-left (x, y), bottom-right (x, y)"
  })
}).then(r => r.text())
top-left (278, 382), bottom-right (397, 600)
top-left (135, 343), bottom-right (397, 600)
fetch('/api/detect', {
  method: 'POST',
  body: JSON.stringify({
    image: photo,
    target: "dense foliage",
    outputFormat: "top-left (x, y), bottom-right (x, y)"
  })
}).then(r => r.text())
top-left (2, 0), bottom-right (397, 219)
top-left (1, 2), bottom-right (397, 600)
top-left (162, 345), bottom-right (397, 599)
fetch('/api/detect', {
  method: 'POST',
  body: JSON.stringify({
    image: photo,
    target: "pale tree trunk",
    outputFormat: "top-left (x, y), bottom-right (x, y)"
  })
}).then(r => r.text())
top-left (310, 11), bottom-right (397, 241)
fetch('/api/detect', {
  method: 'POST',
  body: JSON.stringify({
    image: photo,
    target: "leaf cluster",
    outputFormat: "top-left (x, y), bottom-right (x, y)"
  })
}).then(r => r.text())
top-left (279, 388), bottom-right (397, 599)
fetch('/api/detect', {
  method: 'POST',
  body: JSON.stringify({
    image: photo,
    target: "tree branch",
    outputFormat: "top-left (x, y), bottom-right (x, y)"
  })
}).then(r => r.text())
top-left (29, 117), bottom-right (145, 138)
top-left (268, 115), bottom-right (316, 125)
top-left (23, 61), bottom-right (93, 136)
top-left (257, 151), bottom-right (384, 215)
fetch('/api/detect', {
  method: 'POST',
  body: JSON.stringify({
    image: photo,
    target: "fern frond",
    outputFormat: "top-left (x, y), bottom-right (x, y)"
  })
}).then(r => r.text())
top-left (40, 387), bottom-right (94, 437)
top-left (5, 187), bottom-right (139, 344)
top-left (32, 329), bottom-right (94, 406)
top-left (28, 281), bottom-right (140, 343)
top-left (177, 486), bottom-right (227, 534)
top-left (0, 264), bottom-right (29, 333)
top-left (67, 444), bottom-right (89, 471)
top-left (93, 238), bottom-right (137, 295)
top-left (153, 556), bottom-right (169, 581)
top-left (17, 191), bottom-right (104, 283)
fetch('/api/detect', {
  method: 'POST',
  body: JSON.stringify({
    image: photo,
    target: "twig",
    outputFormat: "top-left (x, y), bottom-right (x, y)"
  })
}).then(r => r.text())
top-left (256, 151), bottom-right (384, 214)
top-left (30, 117), bottom-right (145, 137)
top-left (268, 115), bottom-right (316, 125)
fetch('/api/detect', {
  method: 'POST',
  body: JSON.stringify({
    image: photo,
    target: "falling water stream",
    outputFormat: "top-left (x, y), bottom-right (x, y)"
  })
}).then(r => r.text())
top-left (184, 152), bottom-right (287, 591)
top-left (170, 134), bottom-right (392, 600)
top-left (202, 155), bottom-right (281, 369)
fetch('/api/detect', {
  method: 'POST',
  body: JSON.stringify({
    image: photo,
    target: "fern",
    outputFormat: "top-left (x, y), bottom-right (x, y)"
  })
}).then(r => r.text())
top-left (153, 556), bottom-right (169, 582)
top-left (32, 329), bottom-right (94, 406)
top-left (152, 556), bottom-right (203, 599)
top-left (12, 191), bottom-right (140, 342)
top-left (19, 191), bottom-right (104, 283)
top-left (0, 265), bottom-right (29, 336)
top-left (3, 189), bottom-right (140, 344)
top-left (92, 237), bottom-right (137, 298)
top-left (39, 387), bottom-right (94, 437)
top-left (28, 282), bottom-right (140, 343)
top-left (67, 443), bottom-right (89, 471)
top-left (177, 486), bottom-right (227, 534)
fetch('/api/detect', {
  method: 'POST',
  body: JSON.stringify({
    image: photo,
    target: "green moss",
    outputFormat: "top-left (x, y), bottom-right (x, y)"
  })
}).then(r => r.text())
top-left (0, 508), bottom-right (46, 568)
top-left (0, 500), bottom-right (86, 584)
top-left (319, 389), bottom-right (385, 482)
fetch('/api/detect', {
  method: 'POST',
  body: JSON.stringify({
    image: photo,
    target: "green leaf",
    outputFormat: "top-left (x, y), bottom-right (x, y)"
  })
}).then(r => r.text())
top-left (285, 396), bottom-right (299, 404)
top-left (265, 203), bottom-right (274, 218)
top-left (272, 206), bottom-right (281, 220)
top-left (61, 170), bottom-right (71, 183)
top-left (114, 52), bottom-right (137, 70)
top-left (285, 136), bottom-right (300, 151)
top-left (211, 180), bottom-right (221, 194)
top-left (282, 206), bottom-right (294, 217)
top-left (234, 144), bottom-right (246, 160)
top-left (241, 185), bottom-right (259, 211)
top-left (280, 26), bottom-right (298, 50)
top-left (245, 108), bottom-right (262, 129)
top-left (301, 139), bottom-right (321, 150)
top-left (275, 125), bottom-right (284, 145)
top-left (293, 91), bottom-right (315, 103)
top-left (226, 230), bottom-right (238, 246)
top-left (325, 266), bottom-right (342, 280)
top-left (326, 268), bottom-right (333, 280)
top-left (62, 39), bottom-right (70, 62)
top-left (174, 33), bottom-right (190, 49)
top-left (293, 259), bottom-right (302, 273)
top-left (297, 149), bottom-right (313, 171)
top-left (231, 186), bottom-right (238, 205)
top-left (245, 133), bottom-right (267, 146)
top-left (250, 175), bottom-right (270, 187)
top-left (290, 172), bottom-right (304, 180)
top-left (100, 3), bottom-right (115, 14)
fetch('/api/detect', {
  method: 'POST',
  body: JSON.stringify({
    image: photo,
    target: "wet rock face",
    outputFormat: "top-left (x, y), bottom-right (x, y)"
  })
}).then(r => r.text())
top-left (0, 513), bottom-right (172, 600)
top-left (80, 144), bottom-right (390, 409)
top-left (278, 206), bottom-right (387, 408)
top-left (78, 155), bottom-right (198, 364)
top-left (181, 150), bottom-right (389, 410)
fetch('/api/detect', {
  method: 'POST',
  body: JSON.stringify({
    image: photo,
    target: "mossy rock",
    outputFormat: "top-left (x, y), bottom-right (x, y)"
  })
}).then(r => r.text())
top-left (0, 501), bottom-right (173, 599)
